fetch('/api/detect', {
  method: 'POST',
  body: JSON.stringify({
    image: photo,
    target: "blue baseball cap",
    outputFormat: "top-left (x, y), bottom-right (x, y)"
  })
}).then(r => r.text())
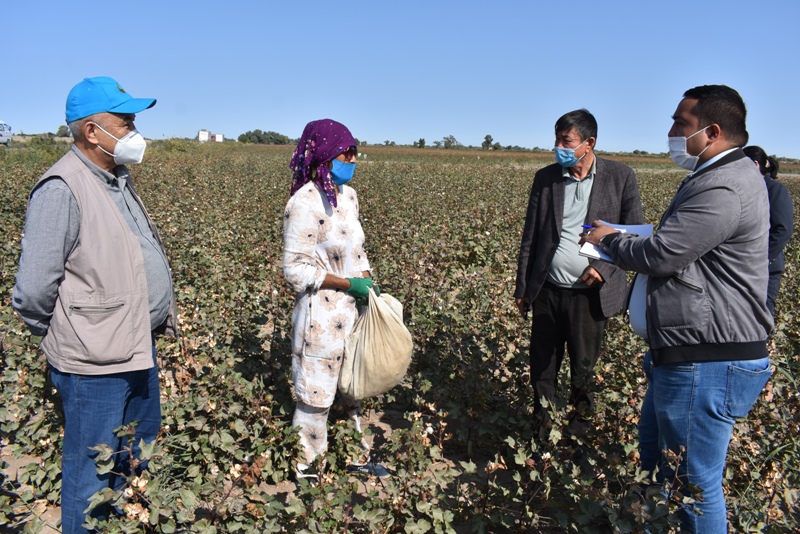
top-left (65, 76), bottom-right (156, 123)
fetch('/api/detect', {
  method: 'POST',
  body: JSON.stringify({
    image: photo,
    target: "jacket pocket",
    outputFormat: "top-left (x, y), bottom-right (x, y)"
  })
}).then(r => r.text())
top-left (62, 295), bottom-right (136, 364)
top-left (649, 273), bottom-right (709, 330)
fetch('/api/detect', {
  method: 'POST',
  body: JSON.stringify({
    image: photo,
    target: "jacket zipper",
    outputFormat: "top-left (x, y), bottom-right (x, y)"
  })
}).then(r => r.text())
top-left (69, 303), bottom-right (125, 314)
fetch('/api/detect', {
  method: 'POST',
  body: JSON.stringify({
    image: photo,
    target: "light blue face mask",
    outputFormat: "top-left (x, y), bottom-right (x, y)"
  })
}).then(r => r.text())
top-left (554, 140), bottom-right (587, 168)
top-left (330, 158), bottom-right (356, 185)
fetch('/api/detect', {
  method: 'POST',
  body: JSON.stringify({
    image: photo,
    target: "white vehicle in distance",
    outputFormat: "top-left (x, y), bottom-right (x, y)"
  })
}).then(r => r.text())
top-left (0, 121), bottom-right (11, 146)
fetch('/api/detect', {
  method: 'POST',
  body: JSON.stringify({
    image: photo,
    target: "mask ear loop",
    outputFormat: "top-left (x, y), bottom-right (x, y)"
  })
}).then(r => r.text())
top-left (686, 125), bottom-right (710, 140)
top-left (574, 139), bottom-right (589, 163)
top-left (91, 123), bottom-right (119, 159)
top-left (690, 125), bottom-right (712, 159)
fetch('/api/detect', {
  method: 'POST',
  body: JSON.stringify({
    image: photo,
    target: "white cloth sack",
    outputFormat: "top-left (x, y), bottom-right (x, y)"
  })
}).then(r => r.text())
top-left (339, 288), bottom-right (413, 400)
top-left (629, 273), bottom-right (649, 340)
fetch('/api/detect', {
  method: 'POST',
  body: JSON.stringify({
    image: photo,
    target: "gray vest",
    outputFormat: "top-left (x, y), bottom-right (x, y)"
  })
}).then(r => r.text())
top-left (38, 150), bottom-right (174, 374)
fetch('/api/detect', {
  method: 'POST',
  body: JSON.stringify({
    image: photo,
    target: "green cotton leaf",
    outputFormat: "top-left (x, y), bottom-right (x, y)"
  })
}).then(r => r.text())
top-left (186, 416), bottom-right (207, 430)
top-left (94, 453), bottom-right (116, 475)
top-left (139, 438), bottom-right (158, 460)
top-left (85, 487), bottom-right (116, 512)
top-left (459, 460), bottom-right (477, 474)
top-left (514, 448), bottom-right (529, 467)
top-left (187, 464), bottom-right (201, 478)
top-left (283, 499), bottom-right (306, 516)
top-left (160, 518), bottom-right (176, 534)
top-left (88, 443), bottom-right (114, 462)
top-left (404, 518), bottom-right (432, 533)
top-left (269, 469), bottom-right (284, 484)
top-left (219, 430), bottom-right (236, 448)
top-left (179, 488), bottom-right (198, 508)
top-left (233, 418), bottom-right (248, 436)
top-left (430, 507), bottom-right (446, 522)
top-left (149, 506), bottom-right (163, 526)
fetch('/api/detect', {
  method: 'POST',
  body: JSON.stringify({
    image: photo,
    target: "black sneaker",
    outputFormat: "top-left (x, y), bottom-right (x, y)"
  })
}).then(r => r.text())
top-left (346, 462), bottom-right (390, 479)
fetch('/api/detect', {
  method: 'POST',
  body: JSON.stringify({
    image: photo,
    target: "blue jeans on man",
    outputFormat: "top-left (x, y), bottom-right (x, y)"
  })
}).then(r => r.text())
top-left (638, 351), bottom-right (771, 533)
top-left (49, 346), bottom-right (161, 534)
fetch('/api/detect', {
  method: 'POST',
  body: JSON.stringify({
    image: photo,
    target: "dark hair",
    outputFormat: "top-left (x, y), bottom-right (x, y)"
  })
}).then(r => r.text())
top-left (743, 145), bottom-right (780, 179)
top-left (683, 85), bottom-right (748, 146)
top-left (555, 109), bottom-right (597, 142)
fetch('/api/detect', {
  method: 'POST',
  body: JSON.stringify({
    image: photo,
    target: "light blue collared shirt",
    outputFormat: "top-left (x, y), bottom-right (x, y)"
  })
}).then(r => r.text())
top-left (548, 157), bottom-right (597, 287)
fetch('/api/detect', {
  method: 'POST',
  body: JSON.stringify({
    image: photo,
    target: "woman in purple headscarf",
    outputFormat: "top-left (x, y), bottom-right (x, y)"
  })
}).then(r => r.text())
top-left (282, 119), bottom-right (387, 479)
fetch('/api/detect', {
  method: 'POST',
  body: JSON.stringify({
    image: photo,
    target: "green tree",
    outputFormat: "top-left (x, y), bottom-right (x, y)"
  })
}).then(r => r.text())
top-left (418, 138), bottom-right (426, 149)
top-left (443, 135), bottom-right (460, 149)
top-left (237, 129), bottom-right (290, 144)
top-left (56, 125), bottom-right (70, 138)
top-left (482, 135), bottom-right (493, 150)
top-left (264, 131), bottom-right (290, 144)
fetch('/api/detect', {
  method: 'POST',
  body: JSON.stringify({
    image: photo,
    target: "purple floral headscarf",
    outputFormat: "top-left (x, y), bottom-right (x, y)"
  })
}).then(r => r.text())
top-left (289, 119), bottom-right (357, 207)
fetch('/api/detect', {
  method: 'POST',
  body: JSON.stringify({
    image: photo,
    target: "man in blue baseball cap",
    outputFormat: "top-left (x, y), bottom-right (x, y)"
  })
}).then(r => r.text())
top-left (12, 77), bottom-right (176, 533)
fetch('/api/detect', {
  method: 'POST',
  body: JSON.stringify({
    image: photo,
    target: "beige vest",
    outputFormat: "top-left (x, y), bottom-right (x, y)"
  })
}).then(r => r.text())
top-left (38, 150), bottom-right (171, 374)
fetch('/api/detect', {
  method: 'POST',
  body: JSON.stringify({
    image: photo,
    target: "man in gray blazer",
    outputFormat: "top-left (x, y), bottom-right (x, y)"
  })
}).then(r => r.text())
top-left (514, 109), bottom-right (643, 440)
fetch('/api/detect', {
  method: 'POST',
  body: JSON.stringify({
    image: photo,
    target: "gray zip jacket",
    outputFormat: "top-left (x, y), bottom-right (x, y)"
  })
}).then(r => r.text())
top-left (602, 149), bottom-right (772, 365)
top-left (12, 148), bottom-right (177, 374)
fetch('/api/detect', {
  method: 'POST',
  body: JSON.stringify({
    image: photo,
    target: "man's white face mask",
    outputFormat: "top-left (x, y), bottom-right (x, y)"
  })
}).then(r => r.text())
top-left (94, 123), bottom-right (147, 165)
top-left (668, 125), bottom-right (710, 171)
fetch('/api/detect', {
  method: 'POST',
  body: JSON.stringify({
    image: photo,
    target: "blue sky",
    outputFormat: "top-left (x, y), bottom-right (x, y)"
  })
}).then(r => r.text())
top-left (5, 1), bottom-right (800, 157)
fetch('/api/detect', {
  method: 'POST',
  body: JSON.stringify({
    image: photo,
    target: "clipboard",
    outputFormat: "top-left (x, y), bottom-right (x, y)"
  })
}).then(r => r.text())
top-left (578, 221), bottom-right (653, 263)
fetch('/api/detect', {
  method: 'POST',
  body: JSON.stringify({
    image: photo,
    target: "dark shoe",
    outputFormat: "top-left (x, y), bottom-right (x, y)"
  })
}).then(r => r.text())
top-left (346, 462), bottom-right (390, 479)
top-left (566, 416), bottom-right (591, 437)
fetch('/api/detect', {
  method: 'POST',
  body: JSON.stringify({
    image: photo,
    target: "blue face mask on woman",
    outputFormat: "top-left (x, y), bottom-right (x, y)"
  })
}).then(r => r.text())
top-left (554, 140), bottom-right (587, 168)
top-left (330, 158), bottom-right (356, 185)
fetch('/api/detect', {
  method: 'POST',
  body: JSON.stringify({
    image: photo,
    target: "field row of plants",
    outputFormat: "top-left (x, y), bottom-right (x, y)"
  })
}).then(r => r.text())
top-left (1, 140), bottom-right (798, 532)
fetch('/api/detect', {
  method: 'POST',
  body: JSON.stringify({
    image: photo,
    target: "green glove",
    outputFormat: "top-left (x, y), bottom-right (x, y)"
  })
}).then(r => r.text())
top-left (346, 277), bottom-right (374, 300)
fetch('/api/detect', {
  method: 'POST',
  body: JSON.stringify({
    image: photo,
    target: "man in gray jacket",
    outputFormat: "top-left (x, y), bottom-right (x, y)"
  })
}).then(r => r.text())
top-left (13, 76), bottom-right (176, 533)
top-left (582, 85), bottom-right (772, 533)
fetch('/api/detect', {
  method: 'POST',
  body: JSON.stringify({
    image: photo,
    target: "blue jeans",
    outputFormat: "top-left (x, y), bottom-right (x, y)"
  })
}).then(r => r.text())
top-left (49, 345), bottom-right (161, 534)
top-left (638, 351), bottom-right (771, 533)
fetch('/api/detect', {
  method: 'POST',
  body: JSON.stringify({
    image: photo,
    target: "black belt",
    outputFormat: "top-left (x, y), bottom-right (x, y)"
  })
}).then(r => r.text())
top-left (543, 280), bottom-right (595, 293)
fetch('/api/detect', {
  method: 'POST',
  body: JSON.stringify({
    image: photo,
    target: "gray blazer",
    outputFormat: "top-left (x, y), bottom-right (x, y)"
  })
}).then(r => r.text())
top-left (514, 156), bottom-right (644, 318)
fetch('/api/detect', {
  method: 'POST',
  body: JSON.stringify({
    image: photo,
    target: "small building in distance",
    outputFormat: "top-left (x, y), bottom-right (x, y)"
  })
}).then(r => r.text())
top-left (198, 129), bottom-right (224, 143)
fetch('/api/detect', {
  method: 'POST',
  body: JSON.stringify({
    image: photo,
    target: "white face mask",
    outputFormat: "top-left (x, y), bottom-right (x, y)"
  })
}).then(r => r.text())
top-left (668, 126), bottom-right (710, 171)
top-left (94, 123), bottom-right (147, 165)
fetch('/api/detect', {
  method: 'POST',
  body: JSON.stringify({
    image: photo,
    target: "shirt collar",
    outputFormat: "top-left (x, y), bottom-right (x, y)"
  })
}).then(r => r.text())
top-left (561, 154), bottom-right (597, 181)
top-left (72, 144), bottom-right (130, 188)
top-left (692, 147), bottom-right (739, 175)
